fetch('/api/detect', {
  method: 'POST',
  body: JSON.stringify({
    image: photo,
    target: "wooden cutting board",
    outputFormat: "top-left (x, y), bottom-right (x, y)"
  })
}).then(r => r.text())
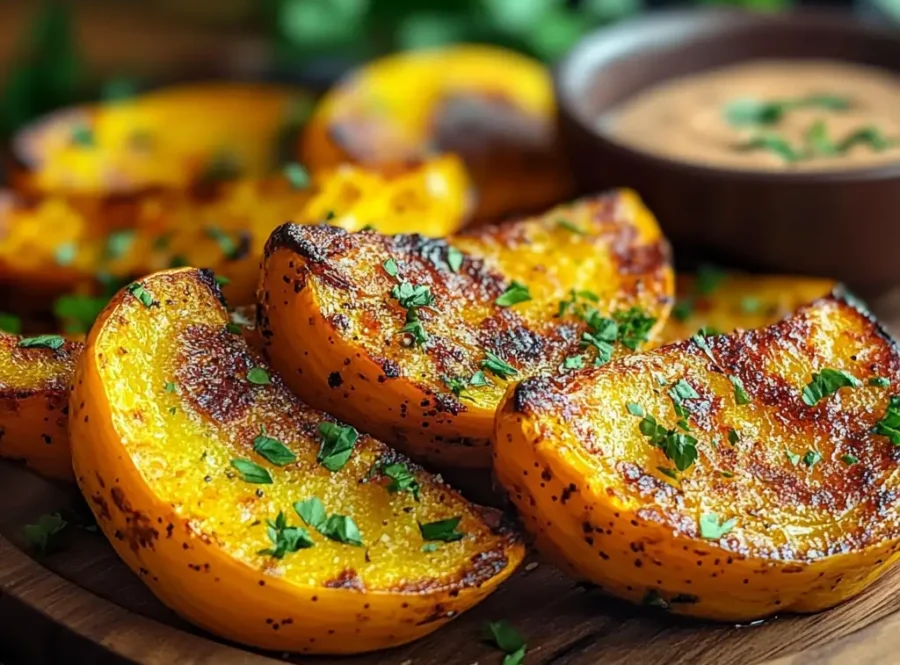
top-left (5, 291), bottom-right (900, 665)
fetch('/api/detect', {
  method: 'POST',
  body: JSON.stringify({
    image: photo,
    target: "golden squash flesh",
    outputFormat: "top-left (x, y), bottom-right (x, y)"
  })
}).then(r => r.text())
top-left (69, 268), bottom-right (523, 654)
top-left (301, 44), bottom-right (572, 220)
top-left (11, 83), bottom-right (314, 195)
top-left (259, 191), bottom-right (674, 468)
top-left (0, 156), bottom-right (470, 308)
top-left (659, 272), bottom-right (835, 344)
top-left (0, 334), bottom-right (80, 479)
top-left (495, 296), bottom-right (900, 621)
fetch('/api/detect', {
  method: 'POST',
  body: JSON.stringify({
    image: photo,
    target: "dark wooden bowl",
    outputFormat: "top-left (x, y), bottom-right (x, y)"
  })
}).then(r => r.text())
top-left (555, 9), bottom-right (900, 292)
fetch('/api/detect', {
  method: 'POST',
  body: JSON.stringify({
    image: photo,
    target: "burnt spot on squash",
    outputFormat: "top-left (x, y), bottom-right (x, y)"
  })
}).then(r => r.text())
top-left (109, 487), bottom-right (159, 553)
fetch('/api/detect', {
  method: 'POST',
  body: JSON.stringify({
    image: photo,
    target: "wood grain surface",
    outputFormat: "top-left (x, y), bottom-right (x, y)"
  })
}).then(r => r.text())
top-left (3, 292), bottom-right (900, 665)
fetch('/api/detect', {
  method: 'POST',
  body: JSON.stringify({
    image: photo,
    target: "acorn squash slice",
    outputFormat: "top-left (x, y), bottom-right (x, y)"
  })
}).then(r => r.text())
top-left (494, 295), bottom-right (900, 621)
top-left (69, 268), bottom-right (523, 654)
top-left (259, 190), bottom-right (674, 469)
top-left (0, 333), bottom-right (80, 480)
top-left (301, 44), bottom-right (572, 221)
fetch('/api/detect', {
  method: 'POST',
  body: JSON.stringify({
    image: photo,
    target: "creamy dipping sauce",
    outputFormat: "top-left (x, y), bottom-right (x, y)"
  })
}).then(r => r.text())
top-left (606, 60), bottom-right (900, 171)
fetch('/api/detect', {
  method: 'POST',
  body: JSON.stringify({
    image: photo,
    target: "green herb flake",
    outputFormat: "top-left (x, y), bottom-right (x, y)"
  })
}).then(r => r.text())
top-left (483, 620), bottom-right (526, 654)
top-left (54, 242), bottom-right (77, 266)
top-left (164, 381), bottom-right (177, 393)
top-left (802, 368), bottom-right (862, 406)
top-left (481, 351), bottom-right (518, 379)
top-left (495, 281), bottom-right (532, 308)
top-left (226, 322), bottom-right (242, 335)
top-left (803, 450), bottom-right (823, 468)
top-left (469, 370), bottom-right (491, 387)
top-left (205, 227), bottom-right (244, 260)
top-left (22, 513), bottom-right (67, 554)
top-left (562, 354), bottom-right (584, 371)
top-left (642, 589), bottom-right (669, 609)
top-left (805, 120), bottom-right (839, 157)
top-left (841, 453), bottom-right (859, 466)
top-left (786, 449), bottom-right (801, 466)
top-left (728, 375), bottom-right (751, 405)
top-left (728, 428), bottom-right (740, 446)
top-left (740, 296), bottom-right (763, 314)
top-left (127, 282), bottom-right (156, 308)
top-left (383, 258), bottom-right (399, 277)
top-left (391, 282), bottom-right (434, 309)
top-left (696, 265), bottom-right (726, 296)
top-left (421, 543), bottom-right (439, 553)
top-left (627, 402), bottom-right (645, 417)
top-left (839, 126), bottom-right (899, 153)
top-left (215, 275), bottom-right (231, 287)
top-left (657, 466), bottom-right (679, 480)
top-left (253, 427), bottom-right (297, 467)
top-left (557, 219), bottom-right (586, 235)
top-left (247, 367), bottom-right (271, 385)
top-left (0, 313), bottom-right (22, 334)
top-left (321, 514), bottom-right (363, 546)
top-left (736, 134), bottom-right (803, 163)
top-left (699, 512), bottom-right (736, 540)
top-left (167, 406), bottom-right (178, 416)
top-left (294, 497), bottom-right (327, 531)
top-left (873, 395), bottom-right (900, 445)
top-left (613, 307), bottom-right (656, 351)
top-left (446, 246), bottom-right (464, 273)
top-left (672, 299), bottom-right (694, 321)
top-left (71, 123), bottom-right (94, 147)
top-left (637, 413), bottom-right (699, 471)
top-left (53, 293), bottom-right (107, 334)
top-left (18, 335), bottom-right (65, 350)
top-left (230, 458), bottom-right (272, 484)
top-left (283, 162), bottom-right (310, 189)
top-left (317, 421), bottom-right (359, 471)
top-left (869, 377), bottom-right (890, 387)
top-left (259, 511), bottom-right (313, 559)
top-left (380, 462), bottom-right (421, 500)
top-left (419, 516), bottom-right (464, 542)
top-left (720, 470), bottom-right (735, 478)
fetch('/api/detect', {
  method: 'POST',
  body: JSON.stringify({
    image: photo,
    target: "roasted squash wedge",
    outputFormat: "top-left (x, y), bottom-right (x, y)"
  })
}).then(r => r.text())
top-left (659, 271), bottom-right (835, 345)
top-left (495, 295), bottom-right (900, 621)
top-left (0, 333), bottom-right (80, 480)
top-left (259, 191), bottom-right (674, 468)
top-left (11, 83), bottom-right (314, 195)
top-left (69, 268), bottom-right (523, 654)
top-left (0, 156), bottom-right (470, 308)
top-left (302, 44), bottom-right (572, 220)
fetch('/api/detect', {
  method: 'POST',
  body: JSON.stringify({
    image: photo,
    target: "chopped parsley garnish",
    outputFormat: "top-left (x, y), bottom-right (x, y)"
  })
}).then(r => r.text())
top-left (556, 288), bottom-right (599, 318)
top-left (626, 402), bottom-right (645, 417)
top-left (785, 449), bottom-right (801, 466)
top-left (53, 293), bottom-right (107, 334)
top-left (874, 396), bottom-right (900, 445)
top-left (164, 381), bottom-right (177, 393)
top-left (18, 335), bottom-right (65, 350)
top-left (869, 377), bottom-right (890, 387)
top-left (0, 313), bottom-right (21, 334)
top-left (247, 367), bottom-right (271, 385)
top-left (127, 282), bottom-right (156, 308)
top-left (801, 368), bottom-right (861, 406)
top-left (613, 307), bottom-right (656, 350)
top-left (294, 497), bottom-right (327, 530)
top-left (22, 513), bottom-right (67, 554)
top-left (54, 242), bottom-right (76, 266)
top-left (104, 229), bottom-right (136, 261)
top-left (205, 227), bottom-right (246, 260)
top-left (699, 512), bottom-right (736, 539)
top-left (215, 275), bottom-right (230, 287)
top-left (231, 458), bottom-right (273, 484)
top-left (562, 355), bottom-right (584, 371)
top-left (259, 511), bottom-right (313, 558)
top-left (483, 620), bottom-right (526, 665)
top-left (580, 321), bottom-right (616, 366)
top-left (839, 126), bottom-right (899, 153)
top-left (167, 406), bottom-right (178, 416)
top-left (226, 322), bottom-right (242, 335)
top-left (283, 162), bottom-right (310, 189)
top-left (841, 453), bottom-right (859, 466)
top-left (401, 310), bottom-right (429, 345)
top-left (253, 427), bottom-right (297, 466)
top-left (317, 422), bottom-right (359, 471)
top-left (634, 413), bottom-right (698, 471)
top-left (728, 375), bottom-right (750, 405)
top-left (642, 589), bottom-right (669, 609)
top-left (419, 516), bottom-right (464, 542)
top-left (495, 281), bottom-right (531, 308)
top-left (724, 94), bottom-right (851, 127)
top-left (321, 514), bottom-right (363, 546)
top-left (740, 296), bottom-right (763, 314)
top-left (443, 375), bottom-right (468, 397)
top-left (379, 462), bottom-right (420, 499)
top-left (728, 428), bottom-right (740, 445)
top-left (805, 120), bottom-right (839, 157)
top-left (481, 351), bottom-right (518, 379)
top-left (803, 450), bottom-right (823, 467)
top-left (421, 543), bottom-right (438, 553)
top-left (669, 379), bottom-right (699, 401)
top-left (446, 246), bottom-right (464, 273)
top-left (391, 282), bottom-right (434, 346)
top-left (736, 134), bottom-right (803, 163)
top-left (657, 466), bottom-right (679, 480)
top-left (469, 370), bottom-right (490, 387)
top-left (383, 258), bottom-right (399, 277)
top-left (557, 219), bottom-right (585, 235)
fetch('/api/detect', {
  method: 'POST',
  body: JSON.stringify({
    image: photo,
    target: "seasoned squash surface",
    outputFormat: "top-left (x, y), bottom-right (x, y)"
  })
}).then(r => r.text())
top-left (0, 334), bottom-right (80, 479)
top-left (70, 268), bottom-right (523, 654)
top-left (0, 156), bottom-right (469, 308)
top-left (12, 83), bottom-right (313, 195)
top-left (495, 296), bottom-right (900, 621)
top-left (260, 191), bottom-right (674, 468)
top-left (659, 271), bottom-right (835, 344)
top-left (302, 44), bottom-right (572, 220)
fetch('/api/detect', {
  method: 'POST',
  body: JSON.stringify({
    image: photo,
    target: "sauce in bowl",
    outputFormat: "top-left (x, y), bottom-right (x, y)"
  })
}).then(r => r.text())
top-left (606, 60), bottom-right (900, 171)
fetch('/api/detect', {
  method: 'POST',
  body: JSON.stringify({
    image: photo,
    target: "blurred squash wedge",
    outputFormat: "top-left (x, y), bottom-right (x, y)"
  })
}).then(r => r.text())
top-left (69, 267), bottom-right (524, 654)
top-left (0, 333), bottom-right (80, 480)
top-left (659, 271), bottom-right (836, 345)
top-left (0, 155), bottom-right (471, 310)
top-left (259, 190), bottom-right (674, 469)
top-left (495, 295), bottom-right (900, 621)
top-left (302, 44), bottom-right (572, 221)
top-left (10, 83), bottom-right (314, 195)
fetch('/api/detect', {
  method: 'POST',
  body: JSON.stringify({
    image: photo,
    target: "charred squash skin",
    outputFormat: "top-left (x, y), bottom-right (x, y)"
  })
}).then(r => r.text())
top-left (259, 191), bottom-right (674, 468)
top-left (659, 273), bottom-right (835, 345)
top-left (494, 296), bottom-right (900, 621)
top-left (0, 156), bottom-right (469, 308)
top-left (69, 268), bottom-right (523, 654)
top-left (11, 83), bottom-right (314, 196)
top-left (0, 334), bottom-right (80, 480)
top-left (301, 44), bottom-right (572, 221)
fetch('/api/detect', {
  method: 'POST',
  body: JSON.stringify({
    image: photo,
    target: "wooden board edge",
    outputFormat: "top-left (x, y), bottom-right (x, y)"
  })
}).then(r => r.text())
top-left (0, 535), bottom-right (280, 665)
